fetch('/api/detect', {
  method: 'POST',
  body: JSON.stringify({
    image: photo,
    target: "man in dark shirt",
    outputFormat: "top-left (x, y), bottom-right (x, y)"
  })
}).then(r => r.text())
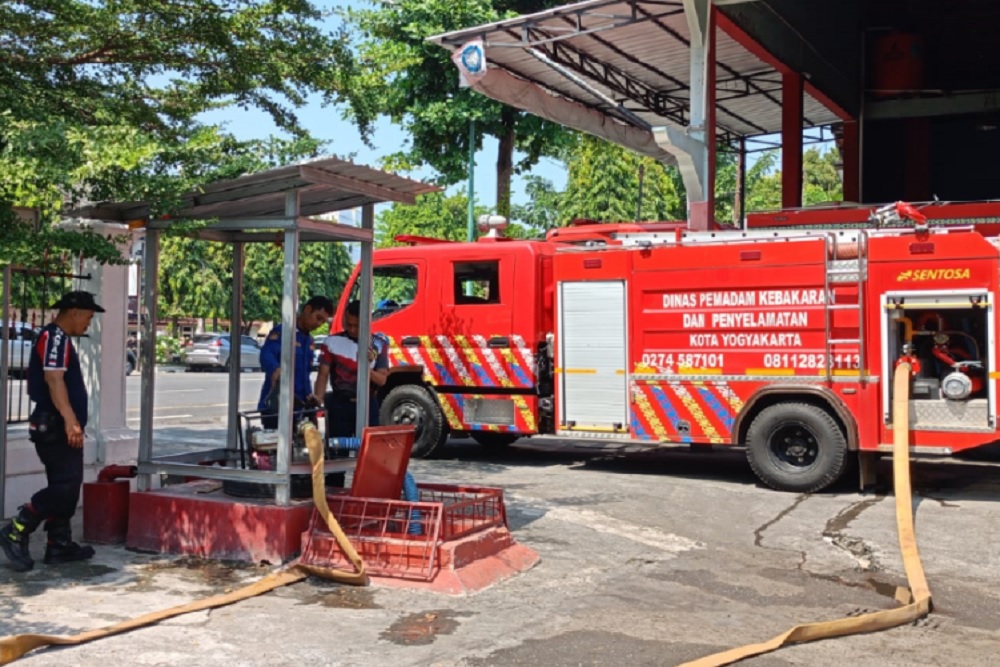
top-left (1, 290), bottom-right (104, 571)
top-left (257, 295), bottom-right (334, 429)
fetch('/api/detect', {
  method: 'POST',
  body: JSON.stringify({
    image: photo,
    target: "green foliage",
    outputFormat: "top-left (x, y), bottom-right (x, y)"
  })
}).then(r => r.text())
top-left (339, 0), bottom-right (574, 216)
top-left (157, 237), bottom-right (353, 332)
top-left (738, 146), bottom-right (842, 214)
top-left (244, 241), bottom-right (354, 327)
top-left (375, 191), bottom-right (490, 247)
top-left (559, 136), bottom-right (684, 224)
top-left (155, 335), bottom-right (182, 365)
top-left (508, 176), bottom-right (563, 238)
top-left (744, 150), bottom-right (783, 213)
top-left (0, 1), bottom-right (355, 265)
top-left (803, 146), bottom-right (843, 205)
top-left (512, 140), bottom-right (846, 229)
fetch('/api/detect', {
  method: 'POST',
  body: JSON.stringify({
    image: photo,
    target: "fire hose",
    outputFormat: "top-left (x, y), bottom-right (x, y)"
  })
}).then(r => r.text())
top-left (0, 422), bottom-right (364, 665)
top-left (1, 367), bottom-right (932, 665)
top-left (678, 362), bottom-right (931, 666)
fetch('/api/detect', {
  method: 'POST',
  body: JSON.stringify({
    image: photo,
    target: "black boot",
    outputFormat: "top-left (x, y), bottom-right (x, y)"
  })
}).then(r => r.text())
top-left (43, 518), bottom-right (94, 565)
top-left (0, 505), bottom-right (41, 572)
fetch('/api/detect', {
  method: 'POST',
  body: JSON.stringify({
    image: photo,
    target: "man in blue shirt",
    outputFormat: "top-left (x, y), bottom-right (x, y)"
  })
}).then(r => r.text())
top-left (1, 290), bottom-right (104, 572)
top-left (258, 295), bottom-right (335, 429)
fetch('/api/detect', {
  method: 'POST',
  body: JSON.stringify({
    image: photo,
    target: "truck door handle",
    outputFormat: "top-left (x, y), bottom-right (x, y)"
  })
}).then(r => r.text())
top-left (401, 336), bottom-right (421, 347)
top-left (488, 336), bottom-right (509, 348)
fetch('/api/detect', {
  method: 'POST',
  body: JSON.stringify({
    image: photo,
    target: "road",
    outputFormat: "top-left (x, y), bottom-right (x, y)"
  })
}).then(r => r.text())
top-left (3, 371), bottom-right (998, 666)
top-left (125, 369), bottom-right (265, 428)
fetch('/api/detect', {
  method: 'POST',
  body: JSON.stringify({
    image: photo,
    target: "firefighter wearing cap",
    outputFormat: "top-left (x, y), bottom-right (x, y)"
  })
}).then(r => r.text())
top-left (0, 290), bottom-right (105, 572)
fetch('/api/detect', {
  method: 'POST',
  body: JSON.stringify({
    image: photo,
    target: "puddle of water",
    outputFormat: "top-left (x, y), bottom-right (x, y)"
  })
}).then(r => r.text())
top-left (823, 496), bottom-right (884, 537)
top-left (380, 610), bottom-right (472, 646)
top-left (297, 587), bottom-right (380, 610)
top-left (108, 556), bottom-right (264, 593)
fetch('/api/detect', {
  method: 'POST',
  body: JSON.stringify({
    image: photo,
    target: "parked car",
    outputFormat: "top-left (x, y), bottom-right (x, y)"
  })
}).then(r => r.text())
top-left (181, 333), bottom-right (262, 372)
top-left (3, 321), bottom-right (36, 377)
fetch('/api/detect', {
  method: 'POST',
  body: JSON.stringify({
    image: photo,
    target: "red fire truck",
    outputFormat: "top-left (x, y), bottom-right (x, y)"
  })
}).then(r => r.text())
top-left (332, 204), bottom-right (997, 492)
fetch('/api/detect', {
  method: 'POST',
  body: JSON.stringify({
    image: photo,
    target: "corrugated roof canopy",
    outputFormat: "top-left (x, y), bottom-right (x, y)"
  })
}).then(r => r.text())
top-left (430, 0), bottom-right (841, 143)
top-left (70, 156), bottom-right (440, 242)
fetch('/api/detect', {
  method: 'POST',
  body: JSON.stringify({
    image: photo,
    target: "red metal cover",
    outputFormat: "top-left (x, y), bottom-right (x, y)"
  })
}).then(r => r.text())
top-left (350, 425), bottom-right (416, 500)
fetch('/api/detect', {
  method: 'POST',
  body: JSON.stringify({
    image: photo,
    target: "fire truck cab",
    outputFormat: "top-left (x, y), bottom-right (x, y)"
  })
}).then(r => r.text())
top-left (334, 231), bottom-right (558, 457)
top-left (333, 205), bottom-right (1000, 493)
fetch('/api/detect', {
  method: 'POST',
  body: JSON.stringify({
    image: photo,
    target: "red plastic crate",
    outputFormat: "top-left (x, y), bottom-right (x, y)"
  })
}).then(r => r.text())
top-left (298, 484), bottom-right (506, 581)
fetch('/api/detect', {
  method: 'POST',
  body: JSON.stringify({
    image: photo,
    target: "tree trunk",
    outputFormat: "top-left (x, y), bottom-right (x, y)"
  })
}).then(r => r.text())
top-left (496, 107), bottom-right (516, 219)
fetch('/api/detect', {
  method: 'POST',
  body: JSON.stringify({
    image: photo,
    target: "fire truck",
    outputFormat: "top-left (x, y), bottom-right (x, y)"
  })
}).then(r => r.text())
top-left (331, 203), bottom-right (998, 492)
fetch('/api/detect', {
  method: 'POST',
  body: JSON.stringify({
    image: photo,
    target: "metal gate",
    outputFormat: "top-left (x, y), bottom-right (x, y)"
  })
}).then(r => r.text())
top-left (2, 262), bottom-right (88, 424)
top-left (557, 280), bottom-right (629, 432)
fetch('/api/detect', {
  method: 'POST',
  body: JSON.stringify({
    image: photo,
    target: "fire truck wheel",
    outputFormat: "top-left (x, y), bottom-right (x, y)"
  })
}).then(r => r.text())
top-left (470, 432), bottom-right (520, 448)
top-left (745, 403), bottom-right (848, 493)
top-left (380, 384), bottom-right (448, 458)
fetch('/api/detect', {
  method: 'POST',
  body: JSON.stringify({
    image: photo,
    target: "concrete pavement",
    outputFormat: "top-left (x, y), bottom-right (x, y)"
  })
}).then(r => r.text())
top-left (1, 442), bottom-right (999, 666)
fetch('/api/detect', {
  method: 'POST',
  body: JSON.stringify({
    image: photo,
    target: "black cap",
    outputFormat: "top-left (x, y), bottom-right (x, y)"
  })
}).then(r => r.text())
top-left (51, 291), bottom-right (106, 313)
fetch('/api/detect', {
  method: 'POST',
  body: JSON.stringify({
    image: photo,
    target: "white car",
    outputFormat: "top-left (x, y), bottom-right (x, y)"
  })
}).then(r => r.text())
top-left (3, 321), bottom-right (37, 377)
top-left (181, 333), bottom-right (263, 372)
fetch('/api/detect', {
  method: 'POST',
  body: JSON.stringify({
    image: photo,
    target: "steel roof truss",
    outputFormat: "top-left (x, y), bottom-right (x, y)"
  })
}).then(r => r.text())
top-left (526, 28), bottom-right (688, 126)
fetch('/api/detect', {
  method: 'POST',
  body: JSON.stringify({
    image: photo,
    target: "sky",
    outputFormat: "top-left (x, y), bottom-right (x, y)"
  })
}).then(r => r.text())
top-left (196, 1), bottom-right (567, 213)
top-left (195, 2), bottom-right (825, 214)
top-left (199, 96), bottom-right (567, 212)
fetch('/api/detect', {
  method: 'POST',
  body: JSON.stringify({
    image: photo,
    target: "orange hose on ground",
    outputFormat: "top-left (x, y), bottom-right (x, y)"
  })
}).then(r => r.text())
top-left (678, 362), bottom-right (931, 666)
top-left (0, 422), bottom-right (366, 665)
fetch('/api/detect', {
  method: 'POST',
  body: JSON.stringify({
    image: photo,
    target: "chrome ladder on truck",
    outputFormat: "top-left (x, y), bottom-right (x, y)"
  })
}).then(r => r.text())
top-left (823, 232), bottom-right (869, 385)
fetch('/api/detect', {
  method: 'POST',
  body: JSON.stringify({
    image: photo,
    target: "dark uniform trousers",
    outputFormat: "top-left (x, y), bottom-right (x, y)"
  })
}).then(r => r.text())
top-left (30, 433), bottom-right (84, 538)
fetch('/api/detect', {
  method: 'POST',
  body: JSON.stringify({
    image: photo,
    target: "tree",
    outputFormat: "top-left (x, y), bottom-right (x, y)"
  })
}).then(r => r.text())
top-left (154, 136), bottom-right (355, 332)
top-left (559, 136), bottom-right (684, 225)
top-left (736, 146), bottom-right (842, 215)
top-left (508, 175), bottom-right (564, 238)
top-left (375, 191), bottom-right (490, 248)
top-left (803, 146), bottom-right (844, 205)
top-left (0, 1), bottom-right (357, 265)
top-left (339, 0), bottom-right (576, 218)
top-left (242, 241), bottom-right (354, 333)
top-left (744, 150), bottom-right (783, 213)
top-left (158, 236), bottom-right (353, 334)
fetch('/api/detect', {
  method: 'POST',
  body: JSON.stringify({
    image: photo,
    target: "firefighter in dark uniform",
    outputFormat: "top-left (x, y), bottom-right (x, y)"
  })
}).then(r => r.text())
top-left (0, 290), bottom-right (104, 571)
top-left (257, 295), bottom-right (335, 429)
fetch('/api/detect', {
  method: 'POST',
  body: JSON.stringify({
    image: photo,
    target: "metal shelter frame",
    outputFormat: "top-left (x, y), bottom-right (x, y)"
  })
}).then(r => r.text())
top-left (73, 157), bottom-right (439, 505)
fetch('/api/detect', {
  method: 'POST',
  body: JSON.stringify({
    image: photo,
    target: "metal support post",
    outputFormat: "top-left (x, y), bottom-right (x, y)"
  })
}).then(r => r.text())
top-left (782, 71), bottom-right (805, 209)
top-left (738, 136), bottom-right (747, 229)
top-left (467, 120), bottom-right (476, 243)
top-left (274, 190), bottom-right (300, 506)
top-left (137, 228), bottom-right (159, 491)
top-left (0, 264), bottom-right (11, 518)
top-left (355, 203), bottom-right (375, 439)
top-left (227, 241), bottom-right (245, 450)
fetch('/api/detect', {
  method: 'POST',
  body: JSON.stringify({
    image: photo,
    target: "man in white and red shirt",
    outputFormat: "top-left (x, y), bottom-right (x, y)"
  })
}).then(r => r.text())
top-left (313, 300), bottom-right (389, 441)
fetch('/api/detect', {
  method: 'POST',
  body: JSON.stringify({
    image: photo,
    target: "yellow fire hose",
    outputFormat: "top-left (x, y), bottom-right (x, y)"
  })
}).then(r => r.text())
top-left (0, 423), bottom-right (366, 665)
top-left (679, 362), bottom-right (931, 666)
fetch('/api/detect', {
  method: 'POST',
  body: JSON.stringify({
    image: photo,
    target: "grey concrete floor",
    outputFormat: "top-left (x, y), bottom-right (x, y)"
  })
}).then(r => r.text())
top-left (2, 432), bottom-right (999, 666)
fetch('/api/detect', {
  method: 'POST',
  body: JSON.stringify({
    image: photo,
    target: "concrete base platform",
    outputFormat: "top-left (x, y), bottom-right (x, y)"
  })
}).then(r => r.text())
top-left (126, 481), bottom-right (312, 564)
top-left (374, 526), bottom-right (541, 595)
top-left (302, 522), bottom-right (540, 596)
